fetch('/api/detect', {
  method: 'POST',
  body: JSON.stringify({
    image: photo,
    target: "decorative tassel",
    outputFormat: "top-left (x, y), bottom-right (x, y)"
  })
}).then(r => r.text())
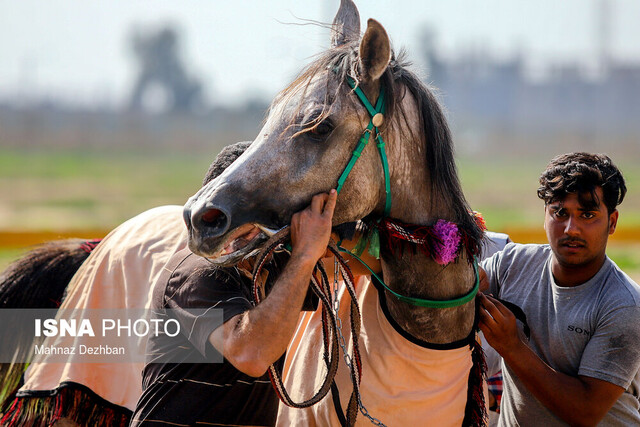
top-left (351, 232), bottom-right (368, 257)
top-left (432, 220), bottom-right (461, 265)
top-left (462, 336), bottom-right (488, 427)
top-left (367, 227), bottom-right (381, 259)
top-left (373, 217), bottom-right (484, 265)
top-left (472, 211), bottom-right (487, 232)
top-left (0, 384), bottom-right (131, 427)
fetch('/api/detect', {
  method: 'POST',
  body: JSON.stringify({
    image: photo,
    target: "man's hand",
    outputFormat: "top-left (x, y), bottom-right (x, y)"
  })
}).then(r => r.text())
top-left (290, 190), bottom-right (337, 265)
top-left (477, 293), bottom-right (625, 425)
top-left (478, 293), bottom-right (523, 356)
top-left (212, 189), bottom-right (338, 378)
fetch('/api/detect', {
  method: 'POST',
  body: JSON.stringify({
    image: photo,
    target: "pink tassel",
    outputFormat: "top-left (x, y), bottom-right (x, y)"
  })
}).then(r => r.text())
top-left (432, 220), bottom-right (461, 265)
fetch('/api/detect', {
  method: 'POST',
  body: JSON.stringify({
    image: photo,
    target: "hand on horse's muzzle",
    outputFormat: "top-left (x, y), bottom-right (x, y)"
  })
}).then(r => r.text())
top-left (289, 190), bottom-right (337, 264)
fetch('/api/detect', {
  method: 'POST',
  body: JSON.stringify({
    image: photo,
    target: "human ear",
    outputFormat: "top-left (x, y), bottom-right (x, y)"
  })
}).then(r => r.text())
top-left (608, 210), bottom-right (619, 235)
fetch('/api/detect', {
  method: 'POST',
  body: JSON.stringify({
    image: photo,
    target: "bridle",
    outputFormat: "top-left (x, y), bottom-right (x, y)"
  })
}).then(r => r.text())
top-left (251, 75), bottom-right (484, 427)
top-left (335, 76), bottom-right (480, 308)
top-left (336, 76), bottom-right (392, 218)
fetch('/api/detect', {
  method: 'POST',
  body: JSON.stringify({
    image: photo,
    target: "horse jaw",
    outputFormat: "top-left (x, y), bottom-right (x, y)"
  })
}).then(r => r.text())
top-left (188, 222), bottom-right (269, 266)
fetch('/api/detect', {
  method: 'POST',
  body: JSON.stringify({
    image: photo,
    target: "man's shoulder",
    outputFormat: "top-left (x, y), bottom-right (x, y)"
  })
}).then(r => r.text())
top-left (481, 243), bottom-right (551, 297)
top-left (601, 258), bottom-right (640, 308)
top-left (503, 242), bottom-right (549, 254)
top-left (168, 251), bottom-right (245, 293)
top-left (481, 231), bottom-right (512, 259)
top-left (486, 242), bottom-right (551, 268)
top-left (158, 248), bottom-right (208, 288)
top-left (169, 248), bottom-right (215, 274)
top-left (153, 248), bottom-right (249, 309)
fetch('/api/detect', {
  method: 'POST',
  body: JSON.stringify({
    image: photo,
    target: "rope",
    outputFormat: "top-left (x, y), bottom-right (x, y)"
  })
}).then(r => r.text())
top-left (251, 228), bottom-right (364, 426)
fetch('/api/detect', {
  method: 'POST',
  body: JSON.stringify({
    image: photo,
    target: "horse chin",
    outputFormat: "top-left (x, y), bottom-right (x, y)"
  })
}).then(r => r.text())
top-left (205, 243), bottom-right (263, 267)
top-left (195, 224), bottom-right (268, 267)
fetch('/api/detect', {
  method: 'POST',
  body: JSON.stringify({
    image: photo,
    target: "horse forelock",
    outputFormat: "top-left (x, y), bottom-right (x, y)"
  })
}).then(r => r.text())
top-left (271, 42), bottom-right (482, 249)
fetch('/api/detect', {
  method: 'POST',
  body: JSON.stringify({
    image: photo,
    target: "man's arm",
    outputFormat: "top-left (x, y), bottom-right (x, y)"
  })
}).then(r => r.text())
top-left (209, 190), bottom-right (337, 377)
top-left (478, 293), bottom-right (625, 426)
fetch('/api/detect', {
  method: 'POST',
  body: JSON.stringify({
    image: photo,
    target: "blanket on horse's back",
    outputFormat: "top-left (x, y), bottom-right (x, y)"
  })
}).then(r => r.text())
top-left (279, 276), bottom-right (475, 426)
top-left (17, 205), bottom-right (187, 414)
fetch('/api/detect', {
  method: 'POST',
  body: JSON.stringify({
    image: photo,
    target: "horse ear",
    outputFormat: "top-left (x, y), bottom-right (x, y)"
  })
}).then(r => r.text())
top-left (331, 0), bottom-right (361, 47)
top-left (358, 19), bottom-right (391, 82)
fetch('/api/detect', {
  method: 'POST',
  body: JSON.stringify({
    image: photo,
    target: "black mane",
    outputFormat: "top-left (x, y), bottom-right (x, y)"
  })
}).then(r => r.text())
top-left (277, 41), bottom-right (483, 251)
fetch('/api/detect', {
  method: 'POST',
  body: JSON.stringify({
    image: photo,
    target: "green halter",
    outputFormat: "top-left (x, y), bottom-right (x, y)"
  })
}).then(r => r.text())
top-left (336, 77), bottom-right (392, 218)
top-left (334, 76), bottom-right (479, 309)
top-left (337, 246), bottom-right (480, 309)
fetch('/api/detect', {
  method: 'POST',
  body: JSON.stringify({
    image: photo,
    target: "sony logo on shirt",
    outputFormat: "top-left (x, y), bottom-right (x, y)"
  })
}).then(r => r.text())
top-left (567, 325), bottom-right (592, 337)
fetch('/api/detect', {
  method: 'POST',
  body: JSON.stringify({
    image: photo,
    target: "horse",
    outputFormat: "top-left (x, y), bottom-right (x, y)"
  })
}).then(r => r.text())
top-left (2, 1), bottom-right (487, 424)
top-left (0, 206), bottom-right (188, 427)
top-left (0, 142), bottom-right (252, 426)
top-left (183, 0), bottom-right (485, 425)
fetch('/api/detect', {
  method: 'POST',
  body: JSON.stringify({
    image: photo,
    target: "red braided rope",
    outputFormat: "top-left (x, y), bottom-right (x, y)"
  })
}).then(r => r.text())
top-left (376, 216), bottom-right (484, 263)
top-left (251, 228), bottom-right (340, 409)
top-left (79, 239), bottom-right (102, 254)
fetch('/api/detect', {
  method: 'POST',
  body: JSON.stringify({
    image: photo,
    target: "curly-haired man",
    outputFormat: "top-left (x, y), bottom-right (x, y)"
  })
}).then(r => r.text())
top-left (479, 152), bottom-right (640, 426)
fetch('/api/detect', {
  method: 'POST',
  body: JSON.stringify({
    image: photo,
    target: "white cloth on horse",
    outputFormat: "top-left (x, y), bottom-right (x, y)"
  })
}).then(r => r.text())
top-left (278, 276), bottom-right (474, 426)
top-left (19, 205), bottom-right (187, 412)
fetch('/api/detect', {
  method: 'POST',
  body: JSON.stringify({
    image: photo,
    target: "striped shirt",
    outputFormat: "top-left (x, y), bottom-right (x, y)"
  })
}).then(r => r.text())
top-left (131, 248), bottom-right (280, 426)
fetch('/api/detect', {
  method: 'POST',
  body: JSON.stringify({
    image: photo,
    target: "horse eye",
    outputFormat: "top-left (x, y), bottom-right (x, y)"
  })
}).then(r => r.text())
top-left (308, 121), bottom-right (334, 140)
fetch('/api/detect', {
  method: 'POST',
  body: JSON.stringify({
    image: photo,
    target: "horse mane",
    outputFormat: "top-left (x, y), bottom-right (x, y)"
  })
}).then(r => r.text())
top-left (275, 41), bottom-right (483, 250)
top-left (390, 58), bottom-right (484, 249)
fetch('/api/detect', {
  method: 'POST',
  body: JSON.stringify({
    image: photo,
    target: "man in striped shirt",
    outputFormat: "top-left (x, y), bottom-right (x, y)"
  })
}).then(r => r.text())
top-left (132, 142), bottom-right (336, 426)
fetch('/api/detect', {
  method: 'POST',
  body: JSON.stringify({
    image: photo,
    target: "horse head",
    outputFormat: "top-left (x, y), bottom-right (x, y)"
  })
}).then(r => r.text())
top-left (185, 2), bottom-right (401, 264)
top-left (184, 1), bottom-right (481, 347)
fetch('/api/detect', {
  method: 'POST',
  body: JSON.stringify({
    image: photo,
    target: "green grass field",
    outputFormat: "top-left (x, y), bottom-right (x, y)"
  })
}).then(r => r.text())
top-left (0, 147), bottom-right (638, 279)
top-left (0, 147), bottom-right (214, 230)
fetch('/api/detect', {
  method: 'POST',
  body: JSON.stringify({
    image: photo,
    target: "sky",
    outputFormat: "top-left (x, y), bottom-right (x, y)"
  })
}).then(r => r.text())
top-left (1, 0), bottom-right (640, 108)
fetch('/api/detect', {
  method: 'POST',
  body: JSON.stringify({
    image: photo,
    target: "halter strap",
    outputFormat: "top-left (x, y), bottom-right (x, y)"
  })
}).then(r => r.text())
top-left (336, 77), bottom-right (392, 218)
top-left (338, 243), bottom-right (480, 309)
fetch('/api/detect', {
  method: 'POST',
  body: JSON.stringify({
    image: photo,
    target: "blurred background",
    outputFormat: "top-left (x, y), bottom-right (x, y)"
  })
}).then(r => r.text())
top-left (0, 0), bottom-right (638, 279)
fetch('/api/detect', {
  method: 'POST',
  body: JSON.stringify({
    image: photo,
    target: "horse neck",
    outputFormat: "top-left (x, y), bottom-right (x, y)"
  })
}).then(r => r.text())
top-left (378, 114), bottom-right (476, 345)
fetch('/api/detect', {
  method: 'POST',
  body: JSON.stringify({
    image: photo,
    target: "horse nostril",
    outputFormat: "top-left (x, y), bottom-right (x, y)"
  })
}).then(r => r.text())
top-left (202, 208), bottom-right (226, 228)
top-left (183, 207), bottom-right (192, 230)
top-left (191, 205), bottom-right (231, 239)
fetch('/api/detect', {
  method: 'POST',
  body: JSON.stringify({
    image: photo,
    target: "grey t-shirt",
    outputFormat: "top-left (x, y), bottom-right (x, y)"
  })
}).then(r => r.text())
top-left (482, 243), bottom-right (640, 426)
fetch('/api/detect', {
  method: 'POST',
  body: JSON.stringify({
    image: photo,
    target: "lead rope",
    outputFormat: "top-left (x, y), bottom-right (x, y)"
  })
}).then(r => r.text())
top-left (332, 257), bottom-right (388, 427)
top-left (251, 227), bottom-right (364, 426)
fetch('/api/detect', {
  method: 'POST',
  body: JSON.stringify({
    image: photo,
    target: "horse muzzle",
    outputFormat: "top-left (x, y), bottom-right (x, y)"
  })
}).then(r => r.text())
top-left (183, 195), bottom-right (271, 265)
top-left (184, 195), bottom-right (232, 254)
